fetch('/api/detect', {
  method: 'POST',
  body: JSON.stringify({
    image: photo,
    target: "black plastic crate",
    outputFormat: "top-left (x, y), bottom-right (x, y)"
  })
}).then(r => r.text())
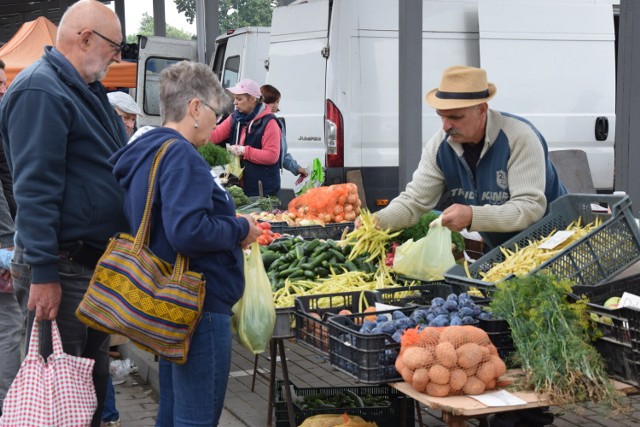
top-left (579, 273), bottom-right (640, 385)
top-left (327, 307), bottom-right (417, 384)
top-left (593, 338), bottom-right (640, 387)
top-left (274, 380), bottom-right (414, 427)
top-left (375, 281), bottom-right (492, 308)
top-left (294, 291), bottom-right (378, 355)
top-left (373, 281), bottom-right (448, 307)
top-left (445, 194), bottom-right (640, 295)
top-left (280, 222), bottom-right (354, 241)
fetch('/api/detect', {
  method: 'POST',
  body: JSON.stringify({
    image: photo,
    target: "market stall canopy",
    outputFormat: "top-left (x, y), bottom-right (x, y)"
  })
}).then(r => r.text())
top-left (0, 16), bottom-right (136, 88)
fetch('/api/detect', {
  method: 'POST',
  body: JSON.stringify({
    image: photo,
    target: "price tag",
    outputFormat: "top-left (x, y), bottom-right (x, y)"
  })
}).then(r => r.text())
top-left (538, 230), bottom-right (575, 250)
top-left (619, 292), bottom-right (640, 311)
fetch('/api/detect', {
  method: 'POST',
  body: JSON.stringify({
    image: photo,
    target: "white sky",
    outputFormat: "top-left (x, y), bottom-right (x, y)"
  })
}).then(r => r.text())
top-left (108, 0), bottom-right (196, 37)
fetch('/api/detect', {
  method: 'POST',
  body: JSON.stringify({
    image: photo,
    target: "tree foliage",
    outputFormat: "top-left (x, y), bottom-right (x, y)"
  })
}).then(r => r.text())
top-left (126, 12), bottom-right (195, 43)
top-left (174, 0), bottom-right (276, 34)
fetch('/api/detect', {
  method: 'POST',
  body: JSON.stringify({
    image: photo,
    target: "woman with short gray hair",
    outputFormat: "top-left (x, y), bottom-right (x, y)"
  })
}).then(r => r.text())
top-left (110, 60), bottom-right (262, 426)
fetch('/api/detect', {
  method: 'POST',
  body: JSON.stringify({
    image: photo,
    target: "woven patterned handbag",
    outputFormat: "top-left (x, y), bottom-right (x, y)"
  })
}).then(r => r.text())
top-left (76, 139), bottom-right (205, 364)
top-left (0, 320), bottom-right (97, 426)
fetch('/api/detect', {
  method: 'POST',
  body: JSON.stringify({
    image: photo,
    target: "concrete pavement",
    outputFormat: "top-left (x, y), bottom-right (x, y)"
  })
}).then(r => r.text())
top-left (115, 345), bottom-right (247, 426)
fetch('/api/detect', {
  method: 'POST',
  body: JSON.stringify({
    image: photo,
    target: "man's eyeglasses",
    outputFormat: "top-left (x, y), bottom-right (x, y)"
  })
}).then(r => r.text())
top-left (81, 29), bottom-right (126, 54)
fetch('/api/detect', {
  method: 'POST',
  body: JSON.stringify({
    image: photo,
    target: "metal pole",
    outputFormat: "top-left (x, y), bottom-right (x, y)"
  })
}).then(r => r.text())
top-left (398, 0), bottom-right (423, 190)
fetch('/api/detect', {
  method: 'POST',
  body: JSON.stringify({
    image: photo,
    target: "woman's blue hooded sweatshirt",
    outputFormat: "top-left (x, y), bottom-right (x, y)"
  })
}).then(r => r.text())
top-left (110, 127), bottom-right (250, 315)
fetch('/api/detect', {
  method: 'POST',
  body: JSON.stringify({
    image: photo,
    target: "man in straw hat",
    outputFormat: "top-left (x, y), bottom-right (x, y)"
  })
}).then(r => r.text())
top-left (375, 65), bottom-right (566, 251)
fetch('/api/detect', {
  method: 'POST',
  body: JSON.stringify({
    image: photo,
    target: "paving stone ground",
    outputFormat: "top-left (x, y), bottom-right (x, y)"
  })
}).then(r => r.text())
top-left (120, 336), bottom-right (640, 427)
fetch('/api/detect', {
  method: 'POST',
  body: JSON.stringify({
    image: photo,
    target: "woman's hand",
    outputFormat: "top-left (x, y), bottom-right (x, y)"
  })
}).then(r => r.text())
top-left (240, 215), bottom-right (262, 249)
top-left (297, 167), bottom-right (308, 177)
top-left (227, 145), bottom-right (246, 157)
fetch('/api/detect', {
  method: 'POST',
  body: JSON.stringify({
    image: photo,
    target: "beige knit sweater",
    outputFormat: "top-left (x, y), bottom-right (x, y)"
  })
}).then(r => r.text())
top-left (375, 109), bottom-right (548, 234)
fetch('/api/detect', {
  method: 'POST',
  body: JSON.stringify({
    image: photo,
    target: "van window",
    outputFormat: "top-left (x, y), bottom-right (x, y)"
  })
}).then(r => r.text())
top-left (143, 57), bottom-right (183, 117)
top-left (221, 56), bottom-right (240, 89)
top-left (212, 42), bottom-right (227, 81)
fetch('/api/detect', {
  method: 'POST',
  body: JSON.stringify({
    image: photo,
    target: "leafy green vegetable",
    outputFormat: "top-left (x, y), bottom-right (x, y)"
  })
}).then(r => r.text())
top-left (197, 143), bottom-right (231, 167)
top-left (392, 210), bottom-right (464, 252)
top-left (490, 274), bottom-right (625, 411)
top-left (227, 185), bottom-right (250, 207)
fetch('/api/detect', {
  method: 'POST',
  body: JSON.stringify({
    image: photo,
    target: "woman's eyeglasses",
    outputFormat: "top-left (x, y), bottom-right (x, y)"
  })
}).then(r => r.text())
top-left (200, 100), bottom-right (219, 116)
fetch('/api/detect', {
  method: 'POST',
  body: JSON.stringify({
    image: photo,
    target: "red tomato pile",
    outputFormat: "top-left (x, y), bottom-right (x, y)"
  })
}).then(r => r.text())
top-left (256, 222), bottom-right (282, 246)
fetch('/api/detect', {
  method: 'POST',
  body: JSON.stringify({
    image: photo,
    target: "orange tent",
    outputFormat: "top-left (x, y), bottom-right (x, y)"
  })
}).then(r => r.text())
top-left (0, 16), bottom-right (136, 88)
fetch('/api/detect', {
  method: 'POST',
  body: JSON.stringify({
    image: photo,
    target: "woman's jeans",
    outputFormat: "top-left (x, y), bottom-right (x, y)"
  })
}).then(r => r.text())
top-left (155, 312), bottom-right (232, 427)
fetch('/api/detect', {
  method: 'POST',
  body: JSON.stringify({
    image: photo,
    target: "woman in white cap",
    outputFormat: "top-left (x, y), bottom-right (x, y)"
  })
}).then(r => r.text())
top-left (209, 78), bottom-right (282, 197)
top-left (107, 91), bottom-right (142, 137)
top-left (374, 65), bottom-right (566, 251)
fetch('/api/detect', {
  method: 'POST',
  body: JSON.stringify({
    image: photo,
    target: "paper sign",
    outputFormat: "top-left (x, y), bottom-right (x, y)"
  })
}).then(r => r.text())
top-left (538, 230), bottom-right (575, 250)
top-left (373, 302), bottom-right (400, 322)
top-left (467, 390), bottom-right (528, 407)
top-left (375, 302), bottom-right (401, 312)
top-left (619, 292), bottom-right (640, 311)
top-left (591, 203), bottom-right (610, 213)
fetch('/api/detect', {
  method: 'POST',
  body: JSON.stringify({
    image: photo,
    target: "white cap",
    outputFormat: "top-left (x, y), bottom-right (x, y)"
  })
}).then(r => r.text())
top-left (108, 91), bottom-right (142, 116)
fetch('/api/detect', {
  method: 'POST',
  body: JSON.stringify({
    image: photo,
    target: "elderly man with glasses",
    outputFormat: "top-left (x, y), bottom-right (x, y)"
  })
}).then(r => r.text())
top-left (0, 1), bottom-right (129, 425)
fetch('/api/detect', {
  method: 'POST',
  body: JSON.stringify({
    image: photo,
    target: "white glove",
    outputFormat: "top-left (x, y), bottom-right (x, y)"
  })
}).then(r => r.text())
top-left (226, 144), bottom-right (246, 157)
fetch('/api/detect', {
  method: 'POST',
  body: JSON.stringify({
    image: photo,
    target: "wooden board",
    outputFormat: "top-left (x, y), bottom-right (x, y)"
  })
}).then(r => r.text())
top-left (390, 369), bottom-right (637, 418)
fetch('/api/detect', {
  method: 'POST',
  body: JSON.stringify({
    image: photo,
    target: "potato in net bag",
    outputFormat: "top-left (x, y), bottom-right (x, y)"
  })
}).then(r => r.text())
top-left (395, 325), bottom-right (507, 397)
top-left (288, 183), bottom-right (361, 223)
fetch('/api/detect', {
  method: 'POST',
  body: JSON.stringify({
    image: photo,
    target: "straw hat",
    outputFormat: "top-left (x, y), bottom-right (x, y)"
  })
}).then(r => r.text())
top-left (425, 66), bottom-right (496, 110)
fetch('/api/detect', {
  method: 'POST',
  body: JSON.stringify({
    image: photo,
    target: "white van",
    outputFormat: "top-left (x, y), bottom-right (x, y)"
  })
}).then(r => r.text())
top-left (135, 0), bottom-right (617, 209)
top-left (267, 0), bottom-right (617, 208)
top-left (135, 27), bottom-right (270, 127)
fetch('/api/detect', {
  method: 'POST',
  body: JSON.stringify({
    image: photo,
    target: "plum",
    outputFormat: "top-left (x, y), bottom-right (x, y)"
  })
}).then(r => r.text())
top-left (431, 297), bottom-right (446, 306)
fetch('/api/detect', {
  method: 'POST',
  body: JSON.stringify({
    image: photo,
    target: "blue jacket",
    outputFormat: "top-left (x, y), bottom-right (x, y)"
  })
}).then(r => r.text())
top-left (0, 46), bottom-right (128, 283)
top-left (111, 127), bottom-right (251, 315)
top-left (436, 113), bottom-right (566, 248)
top-left (229, 113), bottom-right (281, 196)
top-left (276, 118), bottom-right (303, 175)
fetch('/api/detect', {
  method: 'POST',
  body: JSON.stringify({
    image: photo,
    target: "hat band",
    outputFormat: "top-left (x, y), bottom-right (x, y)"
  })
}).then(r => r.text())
top-left (435, 89), bottom-right (490, 100)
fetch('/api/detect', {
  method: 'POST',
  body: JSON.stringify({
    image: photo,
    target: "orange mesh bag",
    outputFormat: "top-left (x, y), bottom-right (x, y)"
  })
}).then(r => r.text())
top-left (395, 325), bottom-right (507, 397)
top-left (288, 183), bottom-right (361, 223)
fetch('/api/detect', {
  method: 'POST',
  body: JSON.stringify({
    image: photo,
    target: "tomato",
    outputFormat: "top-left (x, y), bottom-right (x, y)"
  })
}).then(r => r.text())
top-left (257, 235), bottom-right (270, 245)
top-left (272, 233), bottom-right (282, 239)
top-left (257, 222), bottom-right (272, 231)
top-left (262, 229), bottom-right (274, 237)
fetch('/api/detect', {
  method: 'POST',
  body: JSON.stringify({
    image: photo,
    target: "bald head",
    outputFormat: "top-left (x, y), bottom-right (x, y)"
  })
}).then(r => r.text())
top-left (56, 0), bottom-right (123, 83)
top-left (58, 0), bottom-right (121, 47)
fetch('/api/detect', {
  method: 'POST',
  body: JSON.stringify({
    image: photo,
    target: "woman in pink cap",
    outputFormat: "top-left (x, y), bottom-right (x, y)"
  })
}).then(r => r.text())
top-left (209, 78), bottom-right (282, 197)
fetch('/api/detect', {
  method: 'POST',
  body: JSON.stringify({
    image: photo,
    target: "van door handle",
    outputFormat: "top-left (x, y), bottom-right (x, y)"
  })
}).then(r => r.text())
top-left (595, 116), bottom-right (608, 141)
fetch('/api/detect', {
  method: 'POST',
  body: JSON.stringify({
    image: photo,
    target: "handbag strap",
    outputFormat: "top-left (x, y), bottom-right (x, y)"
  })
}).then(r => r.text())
top-left (131, 138), bottom-right (190, 276)
top-left (26, 320), bottom-right (64, 360)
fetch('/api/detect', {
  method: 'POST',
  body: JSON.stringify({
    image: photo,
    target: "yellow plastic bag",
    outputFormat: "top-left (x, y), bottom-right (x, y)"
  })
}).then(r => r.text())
top-left (227, 155), bottom-right (244, 179)
top-left (231, 241), bottom-right (276, 354)
top-left (299, 414), bottom-right (378, 427)
top-left (392, 218), bottom-right (456, 281)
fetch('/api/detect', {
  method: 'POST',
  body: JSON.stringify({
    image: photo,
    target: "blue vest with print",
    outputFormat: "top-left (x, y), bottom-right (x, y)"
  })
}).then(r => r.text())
top-left (436, 113), bottom-right (566, 250)
top-left (230, 113), bottom-right (280, 197)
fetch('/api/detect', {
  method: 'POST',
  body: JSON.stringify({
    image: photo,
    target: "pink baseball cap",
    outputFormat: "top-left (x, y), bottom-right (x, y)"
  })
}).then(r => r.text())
top-left (227, 79), bottom-right (262, 98)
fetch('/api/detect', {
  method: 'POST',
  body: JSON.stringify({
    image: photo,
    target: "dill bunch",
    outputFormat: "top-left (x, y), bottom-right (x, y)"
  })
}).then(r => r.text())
top-left (490, 274), bottom-right (627, 412)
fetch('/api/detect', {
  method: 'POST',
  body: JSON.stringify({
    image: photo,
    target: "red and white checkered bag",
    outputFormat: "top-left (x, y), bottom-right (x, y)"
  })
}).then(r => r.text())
top-left (0, 320), bottom-right (97, 426)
